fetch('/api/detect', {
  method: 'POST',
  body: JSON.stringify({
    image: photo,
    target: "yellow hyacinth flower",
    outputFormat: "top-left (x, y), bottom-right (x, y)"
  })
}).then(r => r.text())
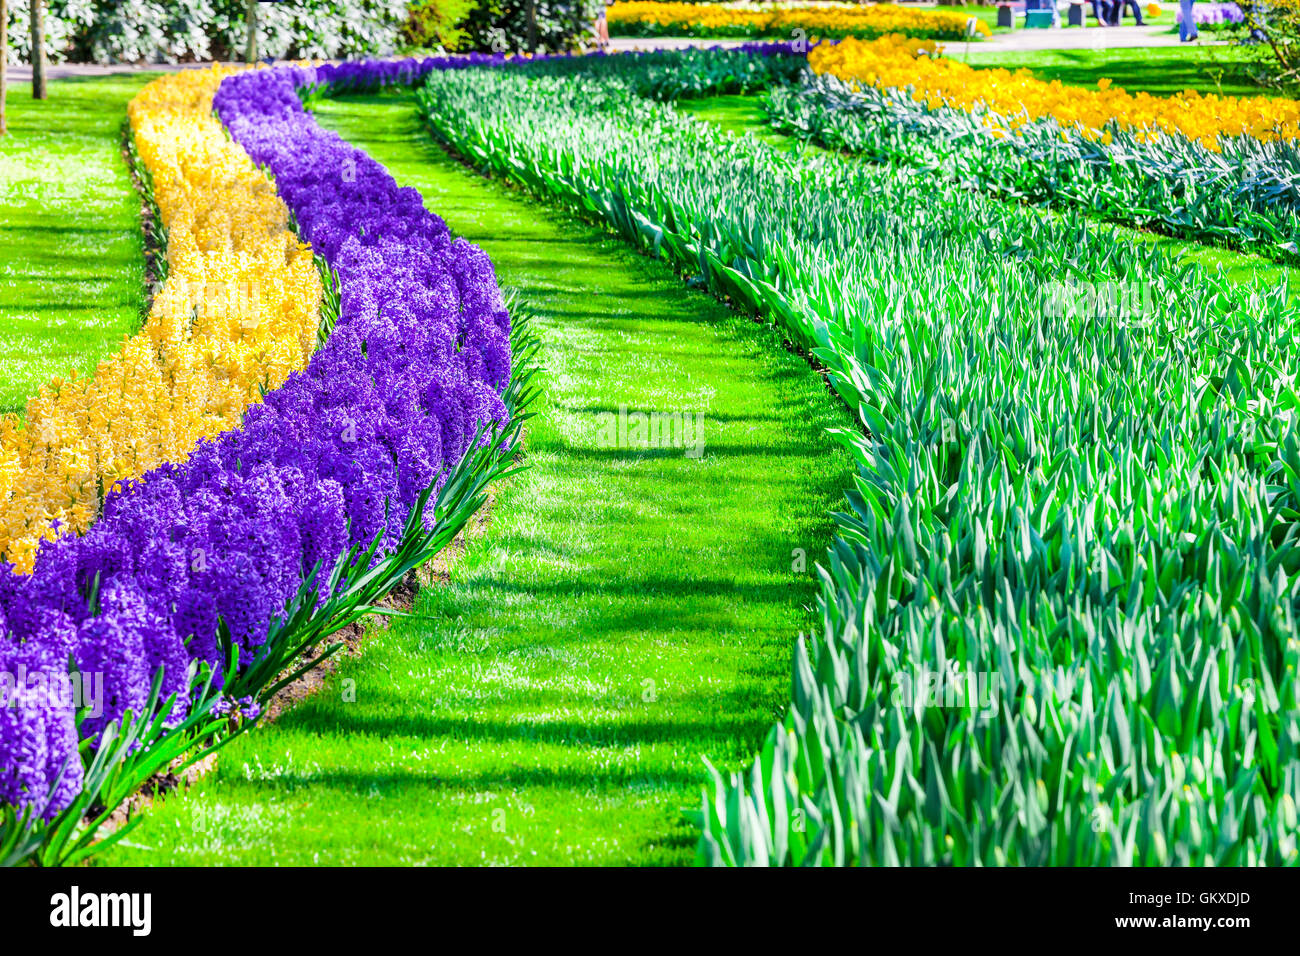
top-left (0, 67), bottom-right (323, 573)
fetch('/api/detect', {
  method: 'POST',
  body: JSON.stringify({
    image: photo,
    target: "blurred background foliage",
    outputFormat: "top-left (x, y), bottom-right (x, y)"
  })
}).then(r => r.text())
top-left (2, 0), bottom-right (598, 63)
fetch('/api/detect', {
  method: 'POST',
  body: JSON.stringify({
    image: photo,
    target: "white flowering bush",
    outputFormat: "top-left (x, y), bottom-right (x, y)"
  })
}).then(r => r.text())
top-left (4, 0), bottom-right (408, 64)
top-left (3, 0), bottom-right (94, 64)
top-left (83, 0), bottom-right (215, 63)
top-left (207, 0), bottom-right (410, 60)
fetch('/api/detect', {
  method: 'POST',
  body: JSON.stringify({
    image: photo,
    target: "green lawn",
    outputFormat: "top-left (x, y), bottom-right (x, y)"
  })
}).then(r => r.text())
top-left (677, 93), bottom-right (802, 150)
top-left (0, 76), bottom-right (152, 419)
top-left (100, 91), bottom-right (856, 866)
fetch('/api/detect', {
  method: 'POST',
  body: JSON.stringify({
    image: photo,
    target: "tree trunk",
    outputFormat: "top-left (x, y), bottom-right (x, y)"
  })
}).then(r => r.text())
top-left (1, 0), bottom-right (9, 136)
top-left (245, 0), bottom-right (258, 63)
top-left (31, 0), bottom-right (45, 100)
top-left (526, 0), bottom-right (537, 53)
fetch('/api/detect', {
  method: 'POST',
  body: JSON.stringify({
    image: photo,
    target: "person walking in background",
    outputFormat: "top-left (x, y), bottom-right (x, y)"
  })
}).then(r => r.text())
top-left (595, 0), bottom-right (610, 50)
top-left (1113, 0), bottom-right (1146, 23)
top-left (1179, 0), bottom-right (1199, 40)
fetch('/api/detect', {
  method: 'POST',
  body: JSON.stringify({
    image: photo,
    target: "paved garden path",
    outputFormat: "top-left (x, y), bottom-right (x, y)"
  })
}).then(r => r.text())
top-left (100, 91), bottom-right (853, 866)
top-left (607, 26), bottom-right (1218, 53)
top-left (977, 25), bottom-right (1216, 50)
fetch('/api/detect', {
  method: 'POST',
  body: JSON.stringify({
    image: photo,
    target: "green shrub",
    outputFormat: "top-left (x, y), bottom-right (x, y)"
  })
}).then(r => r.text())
top-left (401, 0), bottom-right (475, 51)
top-left (1229, 1), bottom-right (1300, 95)
top-left (205, 0), bottom-right (409, 62)
top-left (460, 0), bottom-right (601, 54)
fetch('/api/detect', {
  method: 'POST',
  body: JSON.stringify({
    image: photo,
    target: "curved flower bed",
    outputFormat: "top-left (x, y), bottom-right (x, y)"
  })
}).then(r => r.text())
top-left (607, 2), bottom-right (990, 41)
top-left (299, 43), bottom-right (802, 97)
top-left (810, 35), bottom-right (1300, 147)
top-left (772, 35), bottom-right (1300, 258)
top-left (0, 43), bottom-right (793, 864)
top-left (307, 50), bottom-right (526, 92)
top-left (0, 63), bottom-right (513, 839)
top-left (0, 68), bottom-right (322, 575)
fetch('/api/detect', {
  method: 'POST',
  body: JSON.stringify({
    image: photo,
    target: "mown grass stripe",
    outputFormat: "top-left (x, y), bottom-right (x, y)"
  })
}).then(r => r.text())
top-left (99, 91), bottom-right (854, 866)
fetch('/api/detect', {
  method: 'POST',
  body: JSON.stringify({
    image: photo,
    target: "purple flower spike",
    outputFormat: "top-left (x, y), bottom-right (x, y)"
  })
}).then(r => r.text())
top-left (0, 61), bottom-right (512, 821)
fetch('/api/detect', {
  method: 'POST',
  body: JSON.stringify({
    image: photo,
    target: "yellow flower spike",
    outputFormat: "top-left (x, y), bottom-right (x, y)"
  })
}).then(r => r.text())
top-left (0, 67), bottom-right (323, 573)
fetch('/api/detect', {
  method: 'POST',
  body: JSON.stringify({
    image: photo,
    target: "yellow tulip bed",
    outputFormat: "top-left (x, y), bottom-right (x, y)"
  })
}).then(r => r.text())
top-left (809, 35), bottom-right (1300, 147)
top-left (608, 2), bottom-right (991, 41)
top-left (0, 67), bottom-right (322, 573)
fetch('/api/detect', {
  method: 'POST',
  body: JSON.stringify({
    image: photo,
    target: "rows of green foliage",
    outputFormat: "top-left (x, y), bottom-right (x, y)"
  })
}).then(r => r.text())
top-left (766, 74), bottom-right (1300, 264)
top-left (513, 43), bottom-right (807, 98)
top-left (415, 56), bottom-right (1300, 866)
